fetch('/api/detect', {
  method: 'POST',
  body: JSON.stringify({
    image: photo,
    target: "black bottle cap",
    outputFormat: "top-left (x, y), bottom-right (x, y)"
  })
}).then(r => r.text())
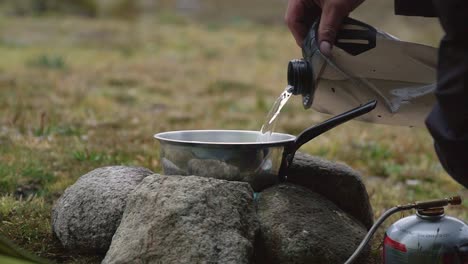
top-left (287, 59), bottom-right (314, 109)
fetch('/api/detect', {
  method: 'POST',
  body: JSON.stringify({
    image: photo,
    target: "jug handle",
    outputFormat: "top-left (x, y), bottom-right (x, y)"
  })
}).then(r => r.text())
top-left (303, 17), bottom-right (377, 58)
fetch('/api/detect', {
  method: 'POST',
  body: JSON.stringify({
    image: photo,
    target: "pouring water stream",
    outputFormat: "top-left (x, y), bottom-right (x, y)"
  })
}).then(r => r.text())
top-left (257, 85), bottom-right (295, 142)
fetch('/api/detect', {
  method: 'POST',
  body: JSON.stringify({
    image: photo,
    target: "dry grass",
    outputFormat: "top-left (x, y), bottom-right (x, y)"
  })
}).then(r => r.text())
top-left (0, 10), bottom-right (465, 263)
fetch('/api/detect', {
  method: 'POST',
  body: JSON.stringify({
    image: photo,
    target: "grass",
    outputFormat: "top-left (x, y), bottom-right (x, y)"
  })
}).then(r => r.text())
top-left (0, 8), bottom-right (464, 264)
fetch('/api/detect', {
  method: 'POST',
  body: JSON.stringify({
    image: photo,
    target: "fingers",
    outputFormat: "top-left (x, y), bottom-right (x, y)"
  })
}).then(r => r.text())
top-left (285, 0), bottom-right (364, 54)
top-left (285, 0), bottom-right (318, 47)
top-left (317, 0), bottom-right (366, 55)
top-left (317, 1), bottom-right (350, 56)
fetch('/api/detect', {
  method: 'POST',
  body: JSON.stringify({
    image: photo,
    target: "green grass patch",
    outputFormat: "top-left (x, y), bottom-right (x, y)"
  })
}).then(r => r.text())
top-left (0, 196), bottom-right (52, 258)
top-left (205, 80), bottom-right (255, 94)
top-left (27, 54), bottom-right (66, 70)
top-left (0, 163), bottom-right (55, 197)
top-left (33, 124), bottom-right (83, 137)
top-left (72, 150), bottom-right (112, 163)
top-left (156, 11), bottom-right (189, 26)
top-left (2, 0), bottom-right (98, 17)
top-left (71, 148), bottom-right (135, 167)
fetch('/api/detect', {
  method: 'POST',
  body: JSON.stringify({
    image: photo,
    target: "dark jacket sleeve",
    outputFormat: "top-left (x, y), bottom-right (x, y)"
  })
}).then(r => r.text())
top-left (394, 0), bottom-right (437, 17)
top-left (425, 0), bottom-right (468, 188)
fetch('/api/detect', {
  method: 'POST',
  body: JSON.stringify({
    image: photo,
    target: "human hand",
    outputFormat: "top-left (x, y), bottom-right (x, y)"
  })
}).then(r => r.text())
top-left (285, 0), bottom-right (365, 56)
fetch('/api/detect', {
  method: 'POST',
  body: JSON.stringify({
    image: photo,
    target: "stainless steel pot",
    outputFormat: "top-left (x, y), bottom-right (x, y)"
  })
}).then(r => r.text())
top-left (154, 100), bottom-right (377, 191)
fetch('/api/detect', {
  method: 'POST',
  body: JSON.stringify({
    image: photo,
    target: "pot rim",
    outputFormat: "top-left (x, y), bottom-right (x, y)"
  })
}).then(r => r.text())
top-left (154, 129), bottom-right (296, 147)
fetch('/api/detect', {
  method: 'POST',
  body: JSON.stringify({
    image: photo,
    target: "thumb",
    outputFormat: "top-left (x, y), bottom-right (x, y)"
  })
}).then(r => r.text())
top-left (317, 2), bottom-right (348, 56)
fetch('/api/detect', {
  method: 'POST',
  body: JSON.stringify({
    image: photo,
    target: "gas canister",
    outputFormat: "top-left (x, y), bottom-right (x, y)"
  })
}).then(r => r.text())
top-left (384, 207), bottom-right (468, 264)
top-left (345, 196), bottom-right (468, 264)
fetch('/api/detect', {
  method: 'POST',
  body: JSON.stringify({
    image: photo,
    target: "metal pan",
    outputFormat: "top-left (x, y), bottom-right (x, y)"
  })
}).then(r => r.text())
top-left (154, 100), bottom-right (377, 191)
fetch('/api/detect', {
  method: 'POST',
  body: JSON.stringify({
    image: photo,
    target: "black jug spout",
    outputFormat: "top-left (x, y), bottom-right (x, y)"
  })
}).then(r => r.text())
top-left (287, 59), bottom-right (314, 109)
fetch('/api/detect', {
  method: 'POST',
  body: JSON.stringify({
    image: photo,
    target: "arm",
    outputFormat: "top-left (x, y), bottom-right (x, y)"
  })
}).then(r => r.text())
top-left (425, 0), bottom-right (468, 188)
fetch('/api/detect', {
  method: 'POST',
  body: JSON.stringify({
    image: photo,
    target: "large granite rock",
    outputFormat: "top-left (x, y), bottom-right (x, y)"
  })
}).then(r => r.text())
top-left (103, 174), bottom-right (259, 264)
top-left (256, 183), bottom-right (369, 264)
top-left (51, 166), bottom-right (153, 253)
top-left (287, 152), bottom-right (374, 229)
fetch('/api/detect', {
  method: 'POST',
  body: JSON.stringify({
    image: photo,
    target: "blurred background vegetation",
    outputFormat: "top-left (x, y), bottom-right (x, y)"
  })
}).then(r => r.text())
top-left (0, 0), bottom-right (464, 263)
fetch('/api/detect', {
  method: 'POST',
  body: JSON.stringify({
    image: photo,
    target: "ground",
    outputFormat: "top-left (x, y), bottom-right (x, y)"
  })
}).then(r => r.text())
top-left (0, 10), bottom-right (466, 264)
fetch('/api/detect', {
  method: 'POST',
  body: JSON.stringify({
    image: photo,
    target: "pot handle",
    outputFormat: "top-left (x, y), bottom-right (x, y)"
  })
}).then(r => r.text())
top-left (284, 100), bottom-right (377, 168)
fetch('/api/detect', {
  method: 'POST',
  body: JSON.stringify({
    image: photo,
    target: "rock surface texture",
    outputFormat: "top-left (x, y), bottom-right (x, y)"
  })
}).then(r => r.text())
top-left (256, 183), bottom-right (369, 264)
top-left (288, 152), bottom-right (374, 229)
top-left (51, 166), bottom-right (153, 253)
top-left (102, 174), bottom-right (259, 264)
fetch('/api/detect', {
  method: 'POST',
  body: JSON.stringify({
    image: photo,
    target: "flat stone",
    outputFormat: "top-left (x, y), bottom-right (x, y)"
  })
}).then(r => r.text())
top-left (51, 166), bottom-right (153, 253)
top-left (103, 174), bottom-right (259, 264)
top-left (287, 152), bottom-right (374, 229)
top-left (256, 183), bottom-right (369, 264)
